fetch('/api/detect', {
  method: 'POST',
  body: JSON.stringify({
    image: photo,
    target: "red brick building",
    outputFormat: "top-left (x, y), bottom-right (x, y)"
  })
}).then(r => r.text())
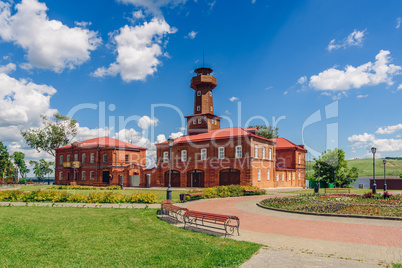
top-left (152, 67), bottom-right (307, 188)
top-left (55, 137), bottom-right (147, 187)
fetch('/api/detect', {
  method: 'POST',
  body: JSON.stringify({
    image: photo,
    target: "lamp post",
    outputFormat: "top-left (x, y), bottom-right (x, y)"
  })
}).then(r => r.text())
top-left (166, 137), bottom-right (174, 200)
top-left (120, 163), bottom-right (124, 190)
top-left (371, 147), bottom-right (376, 194)
top-left (383, 159), bottom-right (387, 192)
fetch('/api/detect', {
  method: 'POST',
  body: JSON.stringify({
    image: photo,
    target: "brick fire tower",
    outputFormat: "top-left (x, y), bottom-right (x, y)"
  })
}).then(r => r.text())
top-left (185, 67), bottom-right (221, 135)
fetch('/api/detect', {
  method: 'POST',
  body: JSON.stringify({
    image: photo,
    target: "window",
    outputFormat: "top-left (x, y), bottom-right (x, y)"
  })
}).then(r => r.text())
top-left (82, 153), bottom-right (86, 163)
top-left (215, 120), bottom-right (218, 125)
top-left (125, 155), bottom-right (129, 163)
top-left (197, 90), bottom-right (201, 96)
top-left (201, 149), bottom-right (207, 160)
top-left (74, 154), bottom-right (78, 161)
top-left (262, 147), bottom-right (266, 159)
top-left (254, 145), bottom-right (258, 158)
top-left (218, 147), bottom-right (225, 159)
top-left (298, 172), bottom-right (301, 181)
top-left (212, 119), bottom-right (214, 124)
top-left (193, 119), bottom-right (196, 124)
top-left (269, 149), bottom-right (272, 160)
top-left (103, 154), bottom-right (107, 163)
top-left (209, 91), bottom-right (212, 96)
top-left (181, 150), bottom-right (187, 161)
top-left (282, 173), bottom-right (284, 181)
top-left (90, 171), bottom-right (94, 181)
top-left (298, 155), bottom-right (301, 164)
top-left (258, 169), bottom-right (261, 181)
top-left (288, 173), bottom-right (291, 181)
top-left (82, 171), bottom-right (86, 181)
top-left (210, 106), bottom-right (213, 112)
top-left (60, 155), bottom-right (63, 164)
top-left (198, 119), bottom-right (201, 124)
top-left (90, 153), bottom-right (94, 163)
top-left (276, 174), bottom-right (279, 181)
top-left (59, 172), bottom-right (63, 181)
top-left (292, 173), bottom-right (295, 181)
top-left (197, 105), bottom-right (200, 111)
top-left (267, 169), bottom-right (270, 181)
top-left (163, 152), bottom-right (169, 162)
top-left (235, 145), bottom-right (242, 158)
top-left (67, 155), bottom-right (71, 162)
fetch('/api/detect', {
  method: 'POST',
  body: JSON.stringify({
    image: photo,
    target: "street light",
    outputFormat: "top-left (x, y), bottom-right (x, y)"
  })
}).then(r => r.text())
top-left (371, 147), bottom-right (376, 194)
top-left (166, 137), bottom-right (174, 200)
top-left (120, 163), bottom-right (124, 190)
top-left (383, 159), bottom-right (387, 192)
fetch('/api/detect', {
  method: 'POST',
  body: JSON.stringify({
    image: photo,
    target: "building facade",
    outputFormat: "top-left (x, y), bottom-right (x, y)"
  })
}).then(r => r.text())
top-left (152, 67), bottom-right (307, 188)
top-left (55, 137), bottom-right (147, 187)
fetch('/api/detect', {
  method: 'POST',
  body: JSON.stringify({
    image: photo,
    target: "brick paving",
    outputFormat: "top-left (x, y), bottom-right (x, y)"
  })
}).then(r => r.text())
top-left (183, 194), bottom-right (402, 266)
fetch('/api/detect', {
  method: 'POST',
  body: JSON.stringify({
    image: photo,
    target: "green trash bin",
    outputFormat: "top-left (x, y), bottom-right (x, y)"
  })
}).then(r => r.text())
top-left (328, 183), bottom-right (335, 188)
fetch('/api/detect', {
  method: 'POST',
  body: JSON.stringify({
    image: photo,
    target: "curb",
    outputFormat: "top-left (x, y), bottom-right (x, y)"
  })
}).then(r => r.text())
top-left (256, 202), bottom-right (402, 221)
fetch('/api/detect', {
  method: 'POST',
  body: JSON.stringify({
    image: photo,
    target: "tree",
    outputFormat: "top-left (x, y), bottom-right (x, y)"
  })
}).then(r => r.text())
top-left (21, 113), bottom-right (78, 157)
top-left (0, 141), bottom-right (13, 179)
top-left (29, 159), bottom-right (54, 182)
top-left (11, 152), bottom-right (29, 179)
top-left (248, 125), bottom-right (279, 139)
top-left (312, 148), bottom-right (358, 187)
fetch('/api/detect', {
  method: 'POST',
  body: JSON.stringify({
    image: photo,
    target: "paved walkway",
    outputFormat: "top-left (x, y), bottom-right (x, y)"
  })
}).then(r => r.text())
top-left (180, 194), bottom-right (402, 267)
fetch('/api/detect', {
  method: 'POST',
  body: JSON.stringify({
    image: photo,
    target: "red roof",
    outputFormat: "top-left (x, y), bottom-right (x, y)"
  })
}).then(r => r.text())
top-left (268, 137), bottom-right (306, 152)
top-left (57, 136), bottom-right (146, 151)
top-left (157, 127), bottom-right (275, 145)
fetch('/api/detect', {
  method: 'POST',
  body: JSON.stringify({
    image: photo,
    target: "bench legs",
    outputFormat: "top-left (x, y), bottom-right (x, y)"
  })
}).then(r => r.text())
top-left (184, 215), bottom-right (240, 237)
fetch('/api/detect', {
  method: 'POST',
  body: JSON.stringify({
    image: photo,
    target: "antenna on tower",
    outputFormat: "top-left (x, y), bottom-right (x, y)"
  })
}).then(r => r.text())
top-left (203, 48), bottom-right (205, 67)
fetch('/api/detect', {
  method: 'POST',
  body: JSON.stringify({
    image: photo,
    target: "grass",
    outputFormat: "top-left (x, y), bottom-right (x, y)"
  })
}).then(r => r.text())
top-left (393, 263), bottom-right (402, 268)
top-left (6, 185), bottom-right (188, 203)
top-left (0, 206), bottom-right (261, 267)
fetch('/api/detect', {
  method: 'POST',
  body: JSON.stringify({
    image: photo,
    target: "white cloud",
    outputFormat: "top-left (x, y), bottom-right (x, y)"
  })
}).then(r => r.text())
top-left (356, 94), bottom-right (368, 99)
top-left (224, 110), bottom-right (231, 115)
top-left (92, 18), bottom-right (177, 82)
top-left (75, 21), bottom-right (92, 28)
top-left (327, 29), bottom-right (366, 51)
top-left (283, 91), bottom-right (288, 95)
top-left (397, 17), bottom-right (401, 29)
top-left (229, 96), bottom-right (239, 102)
top-left (169, 131), bottom-right (183, 139)
top-left (133, 10), bottom-right (145, 19)
top-left (118, 0), bottom-right (187, 17)
top-left (264, 86), bottom-right (273, 90)
top-left (0, 0), bottom-right (101, 72)
top-left (156, 134), bottom-right (167, 143)
top-left (137, 115), bottom-right (158, 129)
top-left (376, 124), bottom-right (402, 135)
top-left (208, 0), bottom-right (216, 10)
top-left (298, 76), bottom-right (307, 84)
top-left (309, 50), bottom-right (401, 91)
top-left (251, 0), bottom-right (256, 3)
top-left (186, 30), bottom-right (197, 39)
top-left (397, 84), bottom-right (402, 91)
top-left (0, 62), bottom-right (16, 74)
top-left (348, 132), bottom-right (402, 152)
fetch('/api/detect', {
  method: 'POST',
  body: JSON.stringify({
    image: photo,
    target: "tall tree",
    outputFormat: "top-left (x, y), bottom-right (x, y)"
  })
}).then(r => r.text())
top-left (29, 159), bottom-right (54, 182)
top-left (248, 125), bottom-right (279, 139)
top-left (11, 152), bottom-right (29, 179)
top-left (21, 113), bottom-right (78, 157)
top-left (0, 141), bottom-right (13, 179)
top-left (313, 148), bottom-right (358, 187)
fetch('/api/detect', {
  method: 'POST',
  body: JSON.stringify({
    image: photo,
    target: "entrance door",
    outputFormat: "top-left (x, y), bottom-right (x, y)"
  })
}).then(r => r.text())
top-left (187, 170), bottom-right (204, 187)
top-left (219, 169), bottom-right (240, 186)
top-left (164, 170), bottom-right (180, 187)
top-left (130, 175), bottom-right (140, 187)
top-left (102, 170), bottom-right (110, 184)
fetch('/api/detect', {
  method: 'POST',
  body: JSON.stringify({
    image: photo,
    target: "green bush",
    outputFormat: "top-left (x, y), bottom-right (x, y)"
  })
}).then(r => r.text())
top-left (196, 185), bottom-right (265, 199)
top-left (399, 173), bottom-right (402, 178)
top-left (106, 186), bottom-right (121, 190)
top-left (49, 185), bottom-right (98, 190)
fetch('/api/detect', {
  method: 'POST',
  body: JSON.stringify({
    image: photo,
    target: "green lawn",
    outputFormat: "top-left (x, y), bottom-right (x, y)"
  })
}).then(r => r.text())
top-left (0, 207), bottom-right (260, 267)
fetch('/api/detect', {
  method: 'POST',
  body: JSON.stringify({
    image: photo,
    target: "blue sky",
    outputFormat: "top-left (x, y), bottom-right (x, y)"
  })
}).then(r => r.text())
top-left (1, 0), bottom-right (402, 173)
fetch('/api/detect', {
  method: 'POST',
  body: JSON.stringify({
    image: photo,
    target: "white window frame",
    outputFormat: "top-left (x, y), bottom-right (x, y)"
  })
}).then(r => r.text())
top-left (103, 154), bottom-right (107, 163)
top-left (82, 153), bottom-right (86, 163)
top-left (258, 169), bottom-right (261, 181)
top-left (60, 155), bottom-right (63, 164)
top-left (298, 155), bottom-right (301, 164)
top-left (288, 173), bottom-right (291, 182)
top-left (235, 145), bottom-right (242, 158)
top-left (292, 172), bottom-right (295, 181)
top-left (254, 145), bottom-right (258, 158)
top-left (218, 147), bottom-right (225, 159)
top-left (269, 149), bottom-right (272, 160)
top-left (193, 119), bottom-right (196, 125)
top-left (90, 153), bottom-right (94, 163)
top-left (181, 150), bottom-right (187, 162)
top-left (262, 147), bottom-right (266, 159)
top-left (197, 90), bottom-right (201, 96)
top-left (210, 106), bottom-right (213, 112)
top-left (282, 173), bottom-right (284, 181)
top-left (59, 172), bottom-right (63, 181)
top-left (82, 171), bottom-right (86, 181)
top-left (67, 155), bottom-right (71, 162)
top-left (267, 169), bottom-right (270, 181)
top-left (74, 154), bottom-right (78, 161)
top-left (200, 149), bottom-right (207, 160)
top-left (90, 171), bottom-right (94, 181)
top-left (163, 152), bottom-right (169, 162)
top-left (209, 91), bottom-right (212, 96)
top-left (197, 105), bottom-right (200, 111)
top-left (298, 172), bottom-right (301, 180)
top-left (276, 173), bottom-right (279, 181)
top-left (198, 119), bottom-right (201, 124)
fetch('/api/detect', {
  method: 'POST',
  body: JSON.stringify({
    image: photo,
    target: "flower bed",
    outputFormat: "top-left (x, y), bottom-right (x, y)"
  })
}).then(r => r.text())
top-left (0, 190), bottom-right (157, 204)
top-left (260, 194), bottom-right (402, 218)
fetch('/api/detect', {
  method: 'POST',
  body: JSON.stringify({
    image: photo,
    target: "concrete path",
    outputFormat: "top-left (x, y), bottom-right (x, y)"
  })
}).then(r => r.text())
top-left (182, 194), bottom-right (402, 267)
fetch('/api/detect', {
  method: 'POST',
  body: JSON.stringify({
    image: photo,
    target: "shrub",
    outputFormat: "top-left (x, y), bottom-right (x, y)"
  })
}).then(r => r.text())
top-left (106, 186), bottom-right (121, 190)
top-left (195, 185), bottom-right (265, 199)
top-left (399, 173), bottom-right (402, 179)
top-left (17, 178), bottom-right (26, 184)
top-left (363, 192), bottom-right (373, 199)
top-left (383, 191), bottom-right (392, 199)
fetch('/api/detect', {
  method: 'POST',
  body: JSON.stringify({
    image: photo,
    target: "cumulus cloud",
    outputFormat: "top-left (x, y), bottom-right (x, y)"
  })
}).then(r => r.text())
top-left (309, 50), bottom-right (401, 91)
top-left (0, 62), bottom-right (16, 74)
top-left (170, 131), bottom-right (183, 139)
top-left (137, 115), bottom-right (158, 129)
top-left (356, 94), bottom-right (368, 99)
top-left (185, 30), bottom-right (197, 39)
top-left (92, 18), bottom-right (177, 82)
top-left (0, 0), bottom-right (101, 72)
top-left (348, 132), bottom-right (402, 152)
top-left (133, 10), bottom-right (145, 19)
top-left (229, 96), bottom-right (239, 102)
top-left (118, 0), bottom-right (187, 17)
top-left (376, 124), bottom-right (402, 135)
top-left (327, 29), bottom-right (366, 51)
top-left (298, 76), bottom-right (307, 84)
top-left (397, 84), bottom-right (402, 91)
top-left (397, 17), bottom-right (401, 29)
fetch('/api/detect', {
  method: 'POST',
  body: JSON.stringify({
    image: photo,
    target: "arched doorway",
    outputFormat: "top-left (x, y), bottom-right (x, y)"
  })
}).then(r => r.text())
top-left (187, 170), bottom-right (204, 187)
top-left (219, 169), bottom-right (240, 186)
top-left (164, 170), bottom-right (181, 187)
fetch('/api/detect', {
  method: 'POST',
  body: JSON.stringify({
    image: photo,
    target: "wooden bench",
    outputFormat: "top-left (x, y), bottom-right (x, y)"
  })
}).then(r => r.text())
top-left (185, 192), bottom-right (205, 201)
top-left (324, 188), bottom-right (351, 194)
top-left (184, 210), bottom-right (240, 237)
top-left (244, 189), bottom-right (266, 195)
top-left (161, 200), bottom-right (188, 222)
